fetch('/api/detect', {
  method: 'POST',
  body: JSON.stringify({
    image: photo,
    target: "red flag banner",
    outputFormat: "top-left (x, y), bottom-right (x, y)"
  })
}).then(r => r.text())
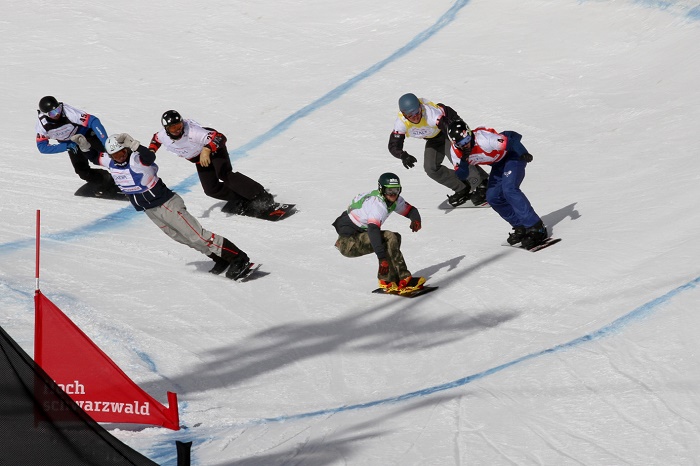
top-left (34, 291), bottom-right (180, 430)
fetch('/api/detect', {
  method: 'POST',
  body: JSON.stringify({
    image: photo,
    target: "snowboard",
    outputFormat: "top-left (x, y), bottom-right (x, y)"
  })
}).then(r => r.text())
top-left (74, 183), bottom-right (128, 201)
top-left (438, 199), bottom-right (489, 210)
top-left (222, 201), bottom-right (296, 221)
top-left (504, 237), bottom-right (562, 252)
top-left (229, 263), bottom-right (262, 282)
top-left (372, 285), bottom-right (439, 298)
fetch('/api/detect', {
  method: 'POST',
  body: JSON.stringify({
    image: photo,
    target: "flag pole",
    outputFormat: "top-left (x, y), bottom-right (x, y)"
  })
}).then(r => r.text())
top-left (35, 209), bottom-right (40, 292)
top-left (35, 209), bottom-right (43, 369)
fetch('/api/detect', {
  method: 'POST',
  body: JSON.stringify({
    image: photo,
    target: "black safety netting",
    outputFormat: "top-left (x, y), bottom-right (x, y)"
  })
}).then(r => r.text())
top-left (0, 324), bottom-right (159, 466)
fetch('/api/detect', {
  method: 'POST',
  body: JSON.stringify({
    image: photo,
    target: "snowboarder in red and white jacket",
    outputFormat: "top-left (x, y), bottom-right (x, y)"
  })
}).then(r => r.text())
top-left (447, 121), bottom-right (547, 249)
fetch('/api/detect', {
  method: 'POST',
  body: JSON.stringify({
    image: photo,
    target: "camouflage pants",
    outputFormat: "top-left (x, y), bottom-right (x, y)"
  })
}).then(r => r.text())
top-left (335, 230), bottom-right (411, 283)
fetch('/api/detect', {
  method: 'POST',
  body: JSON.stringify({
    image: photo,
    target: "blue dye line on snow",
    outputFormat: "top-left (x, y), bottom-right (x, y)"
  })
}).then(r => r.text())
top-left (584, 0), bottom-right (700, 20)
top-left (249, 275), bottom-right (700, 425)
top-left (0, 178), bottom-right (200, 255)
top-left (134, 349), bottom-right (158, 373)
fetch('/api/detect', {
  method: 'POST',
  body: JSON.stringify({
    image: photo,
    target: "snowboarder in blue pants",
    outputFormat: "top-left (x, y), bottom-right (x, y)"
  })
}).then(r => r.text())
top-left (447, 120), bottom-right (547, 249)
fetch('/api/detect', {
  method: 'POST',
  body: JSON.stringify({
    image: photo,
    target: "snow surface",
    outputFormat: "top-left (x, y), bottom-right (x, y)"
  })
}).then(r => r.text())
top-left (2, 0), bottom-right (700, 464)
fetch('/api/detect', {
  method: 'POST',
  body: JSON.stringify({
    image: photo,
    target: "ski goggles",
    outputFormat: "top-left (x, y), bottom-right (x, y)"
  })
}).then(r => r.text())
top-left (384, 187), bottom-right (401, 197)
top-left (45, 103), bottom-right (63, 118)
top-left (165, 121), bottom-right (183, 131)
top-left (402, 108), bottom-right (421, 119)
top-left (455, 134), bottom-right (472, 149)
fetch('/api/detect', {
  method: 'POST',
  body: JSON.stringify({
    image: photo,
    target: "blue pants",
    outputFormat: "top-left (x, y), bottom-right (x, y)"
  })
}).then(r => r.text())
top-left (485, 154), bottom-right (540, 228)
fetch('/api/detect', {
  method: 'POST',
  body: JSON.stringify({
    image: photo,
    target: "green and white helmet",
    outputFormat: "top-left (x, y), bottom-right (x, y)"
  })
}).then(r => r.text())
top-left (378, 172), bottom-right (402, 196)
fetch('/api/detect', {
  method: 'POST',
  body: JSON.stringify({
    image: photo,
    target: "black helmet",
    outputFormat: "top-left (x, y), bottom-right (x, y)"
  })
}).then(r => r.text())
top-left (448, 120), bottom-right (473, 149)
top-left (378, 172), bottom-right (402, 197)
top-left (161, 110), bottom-right (184, 139)
top-left (398, 93), bottom-right (421, 116)
top-left (161, 110), bottom-right (182, 128)
top-left (39, 96), bottom-right (61, 113)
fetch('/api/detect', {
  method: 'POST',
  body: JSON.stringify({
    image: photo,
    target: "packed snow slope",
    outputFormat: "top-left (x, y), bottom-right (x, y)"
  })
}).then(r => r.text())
top-left (2, 0), bottom-right (700, 464)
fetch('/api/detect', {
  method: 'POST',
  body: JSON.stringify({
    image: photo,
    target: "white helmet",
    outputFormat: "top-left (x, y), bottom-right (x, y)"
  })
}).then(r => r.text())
top-left (105, 135), bottom-right (125, 155)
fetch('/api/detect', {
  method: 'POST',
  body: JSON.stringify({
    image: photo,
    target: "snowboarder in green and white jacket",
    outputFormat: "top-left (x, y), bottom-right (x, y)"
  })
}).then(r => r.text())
top-left (332, 173), bottom-right (425, 292)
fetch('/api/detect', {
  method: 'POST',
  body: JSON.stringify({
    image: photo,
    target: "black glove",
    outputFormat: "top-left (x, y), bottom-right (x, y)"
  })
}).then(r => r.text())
top-left (401, 152), bottom-right (417, 169)
top-left (410, 220), bottom-right (421, 232)
top-left (378, 259), bottom-right (390, 276)
top-left (521, 153), bottom-right (533, 163)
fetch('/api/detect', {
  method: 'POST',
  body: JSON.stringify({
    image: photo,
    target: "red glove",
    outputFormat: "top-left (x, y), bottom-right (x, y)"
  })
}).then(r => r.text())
top-left (410, 220), bottom-right (421, 232)
top-left (378, 259), bottom-right (390, 276)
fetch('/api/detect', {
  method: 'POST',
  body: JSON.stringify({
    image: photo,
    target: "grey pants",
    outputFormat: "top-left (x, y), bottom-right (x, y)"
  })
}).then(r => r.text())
top-left (335, 230), bottom-right (411, 283)
top-left (424, 135), bottom-right (488, 191)
top-left (144, 194), bottom-right (226, 258)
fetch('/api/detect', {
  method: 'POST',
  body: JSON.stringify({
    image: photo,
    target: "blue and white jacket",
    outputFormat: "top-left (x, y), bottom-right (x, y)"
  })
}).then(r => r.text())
top-left (35, 103), bottom-right (108, 154)
top-left (88, 145), bottom-right (175, 211)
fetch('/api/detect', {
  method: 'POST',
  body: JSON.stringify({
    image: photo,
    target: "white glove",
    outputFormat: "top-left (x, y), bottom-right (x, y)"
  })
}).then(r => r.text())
top-left (69, 134), bottom-right (91, 152)
top-left (116, 133), bottom-right (140, 151)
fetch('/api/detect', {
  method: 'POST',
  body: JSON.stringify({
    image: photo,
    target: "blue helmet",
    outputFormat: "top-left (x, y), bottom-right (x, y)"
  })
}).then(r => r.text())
top-left (398, 93), bottom-right (421, 116)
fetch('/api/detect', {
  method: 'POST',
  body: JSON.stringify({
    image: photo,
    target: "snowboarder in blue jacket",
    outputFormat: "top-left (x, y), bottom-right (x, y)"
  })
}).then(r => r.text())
top-left (35, 96), bottom-right (119, 196)
top-left (447, 120), bottom-right (547, 249)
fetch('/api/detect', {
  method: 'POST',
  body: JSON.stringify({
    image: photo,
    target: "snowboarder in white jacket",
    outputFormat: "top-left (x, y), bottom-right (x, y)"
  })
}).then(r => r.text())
top-left (149, 110), bottom-right (274, 216)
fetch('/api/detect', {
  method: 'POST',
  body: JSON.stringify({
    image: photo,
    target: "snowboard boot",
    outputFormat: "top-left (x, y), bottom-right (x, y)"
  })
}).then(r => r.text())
top-left (220, 238), bottom-right (251, 279)
top-left (520, 220), bottom-right (548, 250)
top-left (243, 191), bottom-right (276, 217)
top-left (469, 180), bottom-right (488, 205)
top-left (507, 226), bottom-right (527, 245)
top-left (225, 254), bottom-right (251, 280)
top-left (447, 186), bottom-right (470, 207)
top-left (397, 276), bottom-right (426, 294)
top-left (222, 194), bottom-right (246, 215)
top-left (207, 253), bottom-right (230, 275)
top-left (378, 279), bottom-right (399, 292)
